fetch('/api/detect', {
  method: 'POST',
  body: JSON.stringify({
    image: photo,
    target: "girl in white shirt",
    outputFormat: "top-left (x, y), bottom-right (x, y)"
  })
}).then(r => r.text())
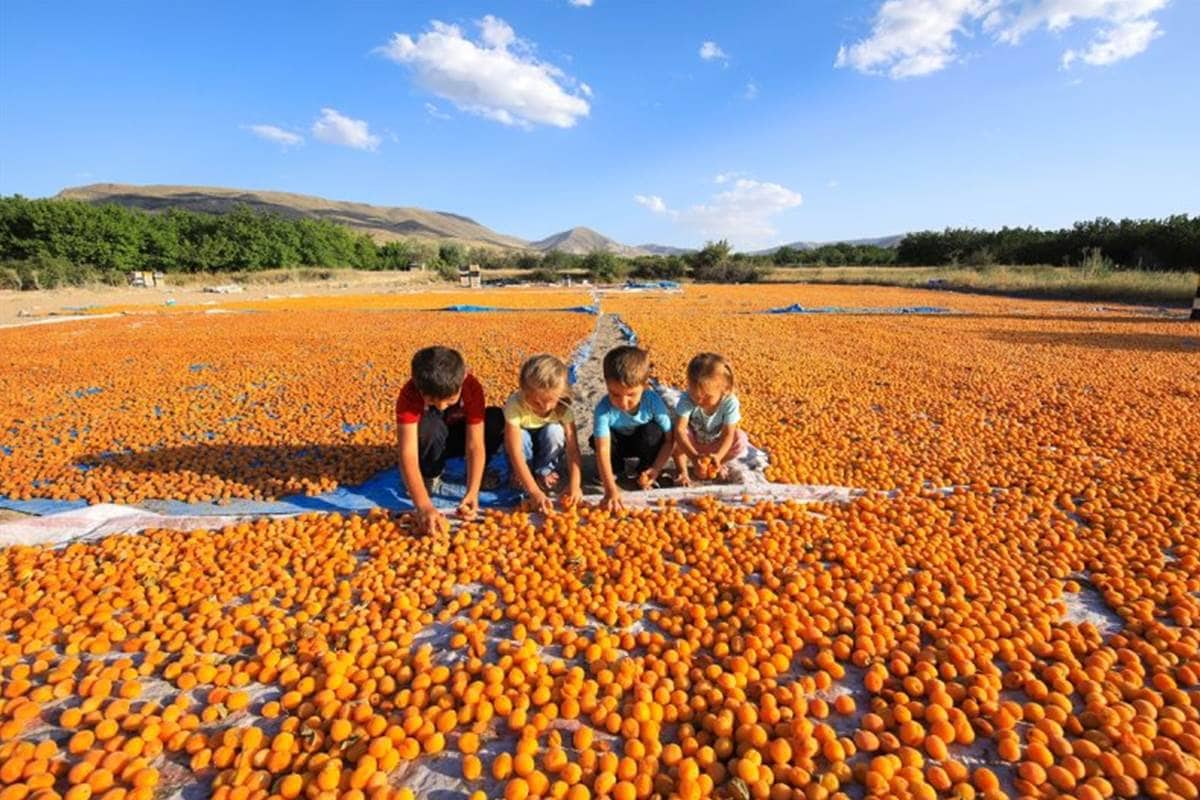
top-left (673, 352), bottom-right (749, 485)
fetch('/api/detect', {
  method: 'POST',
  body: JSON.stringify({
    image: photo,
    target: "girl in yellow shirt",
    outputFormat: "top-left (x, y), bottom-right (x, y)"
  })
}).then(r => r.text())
top-left (503, 354), bottom-right (584, 513)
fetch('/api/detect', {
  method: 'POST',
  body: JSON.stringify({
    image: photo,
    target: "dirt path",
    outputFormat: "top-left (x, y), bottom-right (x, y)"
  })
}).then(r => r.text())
top-left (570, 313), bottom-right (633, 490)
top-left (570, 313), bottom-right (630, 445)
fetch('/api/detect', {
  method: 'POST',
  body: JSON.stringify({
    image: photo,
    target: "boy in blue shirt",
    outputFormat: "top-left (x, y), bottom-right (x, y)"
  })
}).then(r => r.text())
top-left (590, 345), bottom-right (673, 511)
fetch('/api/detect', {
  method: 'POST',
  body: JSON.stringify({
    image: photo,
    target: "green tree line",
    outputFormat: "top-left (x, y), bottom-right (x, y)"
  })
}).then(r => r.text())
top-left (893, 216), bottom-right (1198, 270)
top-left (3, 196), bottom-right (1195, 291)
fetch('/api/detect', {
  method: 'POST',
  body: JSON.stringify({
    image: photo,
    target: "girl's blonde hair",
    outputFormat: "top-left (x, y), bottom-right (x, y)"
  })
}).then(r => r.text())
top-left (686, 352), bottom-right (735, 392)
top-left (520, 353), bottom-right (569, 393)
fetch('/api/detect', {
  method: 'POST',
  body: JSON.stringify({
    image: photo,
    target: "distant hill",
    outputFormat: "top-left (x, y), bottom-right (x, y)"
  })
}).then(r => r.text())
top-left (55, 183), bottom-right (529, 250)
top-left (638, 244), bottom-right (693, 256)
top-left (753, 235), bottom-right (904, 255)
top-left (529, 226), bottom-right (648, 256)
top-left (52, 184), bottom-right (902, 257)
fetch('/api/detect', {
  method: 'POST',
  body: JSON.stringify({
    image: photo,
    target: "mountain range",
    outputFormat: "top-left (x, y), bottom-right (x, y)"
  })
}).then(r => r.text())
top-left (55, 183), bottom-right (899, 256)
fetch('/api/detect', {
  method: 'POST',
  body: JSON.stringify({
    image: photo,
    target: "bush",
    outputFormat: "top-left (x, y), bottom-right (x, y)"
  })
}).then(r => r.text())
top-left (582, 251), bottom-right (628, 282)
top-left (692, 260), bottom-right (771, 283)
top-left (964, 247), bottom-right (996, 267)
top-left (631, 255), bottom-right (687, 280)
top-left (434, 260), bottom-right (459, 282)
top-left (528, 267), bottom-right (560, 283)
top-left (1080, 247), bottom-right (1114, 275)
top-left (0, 267), bottom-right (21, 291)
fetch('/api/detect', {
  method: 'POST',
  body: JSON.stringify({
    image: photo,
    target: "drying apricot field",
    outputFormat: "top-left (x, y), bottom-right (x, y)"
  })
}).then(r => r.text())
top-left (1, 285), bottom-right (1198, 800)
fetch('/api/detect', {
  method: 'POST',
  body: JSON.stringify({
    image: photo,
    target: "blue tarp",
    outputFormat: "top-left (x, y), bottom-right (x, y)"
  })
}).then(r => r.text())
top-left (613, 316), bottom-right (638, 345)
top-left (624, 281), bottom-right (681, 291)
top-left (766, 304), bottom-right (950, 315)
top-left (442, 304), bottom-right (600, 315)
top-left (1, 454), bottom-right (520, 518)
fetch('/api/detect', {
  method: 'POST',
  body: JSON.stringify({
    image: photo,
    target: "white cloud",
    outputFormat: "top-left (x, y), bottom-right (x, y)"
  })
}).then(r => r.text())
top-left (311, 108), bottom-right (380, 151)
top-left (835, 0), bottom-right (987, 79)
top-left (634, 194), bottom-right (676, 217)
top-left (634, 176), bottom-right (803, 250)
top-left (837, 0), bottom-right (1169, 78)
top-left (1061, 16), bottom-right (1161, 67)
top-left (699, 41), bottom-right (728, 62)
top-left (568, 0), bottom-right (594, 6)
top-left (744, 81), bottom-right (759, 100)
top-left (245, 124), bottom-right (304, 148)
top-left (377, 16), bottom-right (591, 129)
top-left (425, 102), bottom-right (451, 120)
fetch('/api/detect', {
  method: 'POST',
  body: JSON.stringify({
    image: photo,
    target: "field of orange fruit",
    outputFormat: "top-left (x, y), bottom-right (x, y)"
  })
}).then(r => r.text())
top-left (609, 285), bottom-right (1199, 492)
top-left (86, 288), bottom-right (596, 317)
top-left (2, 284), bottom-right (1199, 800)
top-left (0, 307), bottom-right (594, 505)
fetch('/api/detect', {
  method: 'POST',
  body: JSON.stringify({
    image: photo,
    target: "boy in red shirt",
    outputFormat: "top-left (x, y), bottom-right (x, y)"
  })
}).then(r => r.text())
top-left (395, 346), bottom-right (503, 534)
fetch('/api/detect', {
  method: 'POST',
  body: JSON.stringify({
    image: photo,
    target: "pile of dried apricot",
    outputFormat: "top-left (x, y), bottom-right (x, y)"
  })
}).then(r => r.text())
top-left (0, 308), bottom-right (593, 505)
top-left (610, 285), bottom-right (1198, 493)
top-left (88, 288), bottom-right (595, 317)
top-left (1, 284), bottom-right (1197, 799)
top-left (2, 479), bottom-right (1198, 799)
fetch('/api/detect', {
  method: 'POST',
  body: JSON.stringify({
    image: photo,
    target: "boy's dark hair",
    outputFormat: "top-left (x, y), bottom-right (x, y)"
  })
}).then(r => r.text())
top-left (411, 346), bottom-right (466, 399)
top-left (602, 345), bottom-right (650, 386)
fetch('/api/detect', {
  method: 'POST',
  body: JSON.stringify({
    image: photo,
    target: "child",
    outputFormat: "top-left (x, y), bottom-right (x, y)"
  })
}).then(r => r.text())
top-left (673, 352), bottom-right (748, 486)
top-left (591, 345), bottom-right (674, 511)
top-left (503, 354), bottom-right (583, 514)
top-left (395, 346), bottom-right (504, 534)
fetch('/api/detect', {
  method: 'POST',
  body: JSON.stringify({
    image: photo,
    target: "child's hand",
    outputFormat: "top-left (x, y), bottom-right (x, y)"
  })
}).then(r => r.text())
top-left (457, 494), bottom-right (479, 521)
top-left (600, 490), bottom-right (624, 513)
top-left (677, 469), bottom-right (693, 488)
top-left (637, 468), bottom-right (658, 490)
top-left (563, 486), bottom-right (584, 509)
top-left (529, 490), bottom-right (554, 515)
top-left (417, 506), bottom-right (449, 536)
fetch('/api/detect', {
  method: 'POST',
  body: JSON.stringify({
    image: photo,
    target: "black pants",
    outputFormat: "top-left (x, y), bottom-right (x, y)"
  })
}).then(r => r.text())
top-left (591, 423), bottom-right (665, 474)
top-left (417, 406), bottom-right (504, 478)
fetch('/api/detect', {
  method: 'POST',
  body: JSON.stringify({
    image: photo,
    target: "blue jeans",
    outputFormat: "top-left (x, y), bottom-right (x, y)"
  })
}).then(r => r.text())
top-left (521, 424), bottom-right (566, 478)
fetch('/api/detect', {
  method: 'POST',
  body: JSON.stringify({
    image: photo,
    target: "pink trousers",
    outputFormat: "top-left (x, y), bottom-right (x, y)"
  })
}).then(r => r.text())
top-left (682, 428), bottom-right (748, 460)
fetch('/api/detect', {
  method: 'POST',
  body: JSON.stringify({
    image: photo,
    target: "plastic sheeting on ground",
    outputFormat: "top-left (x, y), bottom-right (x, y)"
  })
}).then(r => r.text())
top-left (0, 504), bottom-right (260, 548)
top-left (579, 481), bottom-right (862, 510)
top-left (1, 453), bottom-right (520, 521)
top-left (612, 315), bottom-right (639, 345)
top-left (442, 304), bottom-right (599, 315)
top-left (0, 483), bottom-right (867, 548)
top-left (765, 303), bottom-right (951, 315)
top-left (0, 496), bottom-right (90, 515)
top-left (623, 281), bottom-right (682, 291)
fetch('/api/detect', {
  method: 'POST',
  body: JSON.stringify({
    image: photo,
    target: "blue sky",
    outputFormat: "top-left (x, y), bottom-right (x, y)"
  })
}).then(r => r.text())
top-left (1, 0), bottom-right (1197, 250)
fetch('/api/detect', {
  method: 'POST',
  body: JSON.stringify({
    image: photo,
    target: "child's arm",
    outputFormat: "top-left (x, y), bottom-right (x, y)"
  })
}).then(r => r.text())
top-left (594, 436), bottom-right (623, 511)
top-left (673, 415), bottom-right (700, 459)
top-left (504, 422), bottom-right (551, 514)
top-left (459, 421), bottom-right (485, 519)
top-left (711, 423), bottom-right (739, 463)
top-left (638, 394), bottom-right (676, 488)
top-left (398, 422), bottom-right (446, 535)
top-left (639, 427), bottom-right (675, 489)
top-left (563, 420), bottom-right (583, 506)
